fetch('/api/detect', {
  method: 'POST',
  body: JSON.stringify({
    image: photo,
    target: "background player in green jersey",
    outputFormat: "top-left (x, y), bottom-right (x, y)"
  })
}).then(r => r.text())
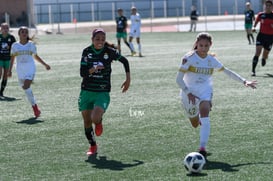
top-left (244, 2), bottom-right (255, 44)
top-left (78, 28), bottom-right (131, 156)
top-left (0, 23), bottom-right (16, 97)
top-left (115, 8), bottom-right (132, 54)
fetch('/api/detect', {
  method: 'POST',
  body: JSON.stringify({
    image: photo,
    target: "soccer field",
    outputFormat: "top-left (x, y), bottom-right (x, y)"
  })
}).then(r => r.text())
top-left (0, 31), bottom-right (272, 181)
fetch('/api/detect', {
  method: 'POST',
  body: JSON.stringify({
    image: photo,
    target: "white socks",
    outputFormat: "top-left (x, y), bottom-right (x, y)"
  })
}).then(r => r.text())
top-left (199, 117), bottom-right (210, 149)
top-left (138, 43), bottom-right (142, 54)
top-left (129, 42), bottom-right (135, 52)
top-left (24, 88), bottom-right (36, 106)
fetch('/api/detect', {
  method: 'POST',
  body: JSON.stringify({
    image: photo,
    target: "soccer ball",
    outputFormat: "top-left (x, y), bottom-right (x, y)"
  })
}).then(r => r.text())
top-left (183, 152), bottom-right (206, 173)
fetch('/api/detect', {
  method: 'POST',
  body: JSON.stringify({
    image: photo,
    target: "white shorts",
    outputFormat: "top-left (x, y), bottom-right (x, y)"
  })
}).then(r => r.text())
top-left (180, 90), bottom-right (212, 118)
top-left (129, 28), bottom-right (141, 38)
top-left (18, 74), bottom-right (35, 87)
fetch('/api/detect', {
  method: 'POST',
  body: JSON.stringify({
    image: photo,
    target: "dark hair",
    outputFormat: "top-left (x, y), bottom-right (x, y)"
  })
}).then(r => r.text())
top-left (265, 0), bottom-right (273, 5)
top-left (92, 28), bottom-right (105, 38)
top-left (193, 32), bottom-right (212, 50)
top-left (18, 26), bottom-right (35, 41)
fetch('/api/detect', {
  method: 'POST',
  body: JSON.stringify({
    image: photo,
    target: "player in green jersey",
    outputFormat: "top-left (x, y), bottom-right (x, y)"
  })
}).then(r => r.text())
top-left (78, 28), bottom-right (131, 156)
top-left (115, 8), bottom-right (132, 54)
top-left (0, 23), bottom-right (16, 97)
top-left (244, 2), bottom-right (255, 44)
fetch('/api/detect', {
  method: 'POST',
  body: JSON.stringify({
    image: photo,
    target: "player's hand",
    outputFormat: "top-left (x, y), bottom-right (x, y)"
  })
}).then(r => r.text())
top-left (187, 93), bottom-right (200, 105)
top-left (121, 78), bottom-right (130, 93)
top-left (244, 80), bottom-right (257, 89)
top-left (45, 64), bottom-right (51, 70)
top-left (252, 28), bottom-right (256, 33)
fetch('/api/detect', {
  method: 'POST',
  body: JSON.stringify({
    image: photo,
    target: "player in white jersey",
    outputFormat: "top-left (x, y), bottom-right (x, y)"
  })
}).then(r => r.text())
top-left (8, 26), bottom-right (51, 118)
top-left (176, 32), bottom-right (257, 158)
top-left (129, 6), bottom-right (142, 57)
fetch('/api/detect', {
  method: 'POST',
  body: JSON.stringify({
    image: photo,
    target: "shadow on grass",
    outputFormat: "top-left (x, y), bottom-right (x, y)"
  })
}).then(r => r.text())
top-left (204, 160), bottom-right (272, 172)
top-left (255, 73), bottom-right (273, 78)
top-left (0, 96), bottom-right (20, 102)
top-left (16, 117), bottom-right (44, 124)
top-left (85, 154), bottom-right (144, 171)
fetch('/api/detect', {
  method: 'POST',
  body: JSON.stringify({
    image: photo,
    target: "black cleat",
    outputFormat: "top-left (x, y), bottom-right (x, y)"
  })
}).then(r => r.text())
top-left (262, 59), bottom-right (266, 66)
top-left (251, 72), bottom-right (256, 76)
top-left (199, 150), bottom-right (207, 159)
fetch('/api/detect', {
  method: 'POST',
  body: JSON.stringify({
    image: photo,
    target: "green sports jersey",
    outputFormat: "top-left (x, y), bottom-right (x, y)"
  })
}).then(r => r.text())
top-left (245, 9), bottom-right (255, 24)
top-left (0, 34), bottom-right (16, 60)
top-left (115, 15), bottom-right (127, 33)
top-left (80, 45), bottom-right (122, 92)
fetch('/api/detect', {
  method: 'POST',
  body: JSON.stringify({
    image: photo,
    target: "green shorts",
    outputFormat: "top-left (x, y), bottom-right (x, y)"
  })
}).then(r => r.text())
top-left (116, 32), bottom-right (127, 39)
top-left (245, 23), bottom-right (253, 30)
top-left (78, 90), bottom-right (110, 112)
top-left (0, 60), bottom-right (10, 69)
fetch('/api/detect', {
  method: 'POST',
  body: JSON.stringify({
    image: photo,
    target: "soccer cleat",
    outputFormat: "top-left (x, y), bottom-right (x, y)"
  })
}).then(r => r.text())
top-left (86, 145), bottom-right (97, 155)
top-left (261, 59), bottom-right (266, 66)
top-left (95, 122), bottom-right (103, 136)
top-left (251, 72), bottom-right (256, 77)
top-left (199, 149), bottom-right (207, 159)
top-left (131, 51), bottom-right (136, 56)
top-left (32, 104), bottom-right (41, 118)
top-left (139, 53), bottom-right (143, 57)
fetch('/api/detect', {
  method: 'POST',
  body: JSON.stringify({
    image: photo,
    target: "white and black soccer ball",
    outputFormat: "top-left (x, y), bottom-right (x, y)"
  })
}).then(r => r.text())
top-left (183, 152), bottom-right (206, 173)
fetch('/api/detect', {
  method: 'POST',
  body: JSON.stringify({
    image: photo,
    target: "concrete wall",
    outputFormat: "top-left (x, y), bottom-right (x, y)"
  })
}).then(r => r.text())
top-left (0, 0), bottom-right (34, 27)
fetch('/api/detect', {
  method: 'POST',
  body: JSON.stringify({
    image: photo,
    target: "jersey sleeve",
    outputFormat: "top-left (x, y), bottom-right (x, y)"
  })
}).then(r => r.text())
top-left (10, 43), bottom-right (16, 56)
top-left (178, 52), bottom-right (193, 73)
top-left (80, 48), bottom-right (90, 78)
top-left (30, 42), bottom-right (37, 55)
top-left (211, 55), bottom-right (224, 71)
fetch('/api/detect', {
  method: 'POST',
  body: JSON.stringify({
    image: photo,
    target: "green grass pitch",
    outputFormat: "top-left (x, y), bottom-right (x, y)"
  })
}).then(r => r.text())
top-left (0, 31), bottom-right (272, 181)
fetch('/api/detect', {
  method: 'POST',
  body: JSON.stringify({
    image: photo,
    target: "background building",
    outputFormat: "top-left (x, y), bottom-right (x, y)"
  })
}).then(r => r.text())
top-left (0, 0), bottom-right (34, 27)
top-left (33, 0), bottom-right (263, 24)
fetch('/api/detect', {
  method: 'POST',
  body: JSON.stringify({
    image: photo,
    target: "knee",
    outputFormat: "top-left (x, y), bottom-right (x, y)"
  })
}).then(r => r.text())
top-left (91, 108), bottom-right (104, 124)
top-left (22, 85), bottom-right (30, 90)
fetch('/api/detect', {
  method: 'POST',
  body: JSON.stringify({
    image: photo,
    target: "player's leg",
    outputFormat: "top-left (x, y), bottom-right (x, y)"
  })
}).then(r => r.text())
top-left (117, 37), bottom-right (121, 54)
top-left (181, 92), bottom-right (200, 127)
top-left (198, 101), bottom-right (211, 158)
top-left (261, 48), bottom-right (270, 67)
top-left (189, 116), bottom-right (200, 128)
top-left (0, 63), bottom-right (3, 96)
top-left (261, 38), bottom-right (272, 67)
top-left (129, 33), bottom-right (136, 55)
top-left (136, 37), bottom-right (142, 57)
top-left (193, 20), bottom-right (197, 32)
top-left (82, 110), bottom-right (97, 155)
top-left (122, 35), bottom-right (132, 52)
top-left (91, 106), bottom-right (104, 136)
top-left (249, 28), bottom-right (254, 44)
top-left (246, 29), bottom-right (251, 44)
top-left (0, 61), bottom-right (10, 96)
top-left (79, 90), bottom-right (97, 155)
top-left (252, 45), bottom-right (262, 76)
top-left (21, 78), bottom-right (40, 117)
top-left (92, 92), bottom-right (110, 136)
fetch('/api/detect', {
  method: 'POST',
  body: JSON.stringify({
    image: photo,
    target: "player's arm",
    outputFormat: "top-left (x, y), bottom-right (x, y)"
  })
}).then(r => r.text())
top-left (7, 55), bottom-right (15, 77)
top-left (118, 56), bottom-right (130, 92)
top-left (176, 70), bottom-right (190, 95)
top-left (222, 67), bottom-right (257, 89)
top-left (176, 70), bottom-right (199, 105)
top-left (253, 13), bottom-right (261, 31)
top-left (34, 54), bottom-right (51, 70)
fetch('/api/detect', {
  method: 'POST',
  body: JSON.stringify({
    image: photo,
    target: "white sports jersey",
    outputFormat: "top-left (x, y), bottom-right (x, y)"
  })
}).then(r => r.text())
top-left (179, 51), bottom-right (223, 99)
top-left (11, 41), bottom-right (37, 80)
top-left (130, 13), bottom-right (141, 37)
